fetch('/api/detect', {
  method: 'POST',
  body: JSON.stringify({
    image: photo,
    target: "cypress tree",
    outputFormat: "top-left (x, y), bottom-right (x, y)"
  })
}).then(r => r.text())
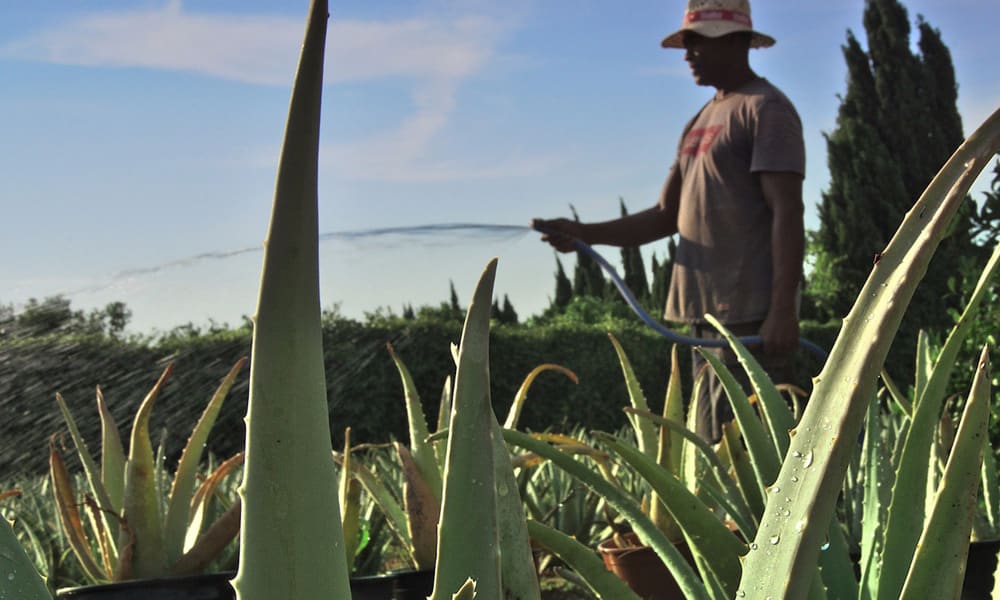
top-left (553, 256), bottom-right (573, 310)
top-left (618, 198), bottom-right (650, 305)
top-left (813, 0), bottom-right (974, 346)
top-left (650, 238), bottom-right (676, 313)
top-left (569, 205), bottom-right (606, 298)
top-left (500, 294), bottom-right (519, 324)
top-left (449, 280), bottom-right (462, 317)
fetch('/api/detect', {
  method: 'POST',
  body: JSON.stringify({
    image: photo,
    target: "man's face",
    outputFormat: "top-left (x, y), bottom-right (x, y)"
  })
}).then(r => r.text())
top-left (682, 31), bottom-right (747, 87)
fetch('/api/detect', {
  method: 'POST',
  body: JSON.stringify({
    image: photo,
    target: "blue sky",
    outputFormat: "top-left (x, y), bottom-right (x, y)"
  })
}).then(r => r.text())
top-left (2, 0), bottom-right (998, 334)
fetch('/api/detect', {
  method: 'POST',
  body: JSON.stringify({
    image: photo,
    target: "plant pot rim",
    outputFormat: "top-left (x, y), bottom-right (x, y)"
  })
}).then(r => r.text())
top-left (57, 571), bottom-right (236, 595)
top-left (597, 531), bottom-right (685, 556)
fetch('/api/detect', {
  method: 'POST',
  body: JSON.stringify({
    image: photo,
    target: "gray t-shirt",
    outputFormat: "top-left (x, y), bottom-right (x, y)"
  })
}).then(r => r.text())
top-left (663, 77), bottom-right (805, 325)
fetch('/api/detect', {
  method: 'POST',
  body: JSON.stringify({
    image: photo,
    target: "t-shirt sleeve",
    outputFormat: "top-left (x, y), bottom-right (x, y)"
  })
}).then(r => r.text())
top-left (750, 99), bottom-right (805, 176)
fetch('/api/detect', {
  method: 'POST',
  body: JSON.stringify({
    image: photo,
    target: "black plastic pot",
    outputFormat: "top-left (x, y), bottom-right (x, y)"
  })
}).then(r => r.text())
top-left (349, 573), bottom-right (396, 600)
top-left (56, 570), bottom-right (419, 599)
top-left (962, 539), bottom-right (1000, 600)
top-left (57, 572), bottom-right (236, 600)
top-left (389, 569), bottom-right (434, 600)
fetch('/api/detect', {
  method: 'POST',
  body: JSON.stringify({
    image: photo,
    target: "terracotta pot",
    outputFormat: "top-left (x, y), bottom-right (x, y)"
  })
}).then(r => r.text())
top-left (597, 532), bottom-right (694, 600)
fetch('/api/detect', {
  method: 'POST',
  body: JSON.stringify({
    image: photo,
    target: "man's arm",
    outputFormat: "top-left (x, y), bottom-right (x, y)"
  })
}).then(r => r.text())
top-left (532, 168), bottom-right (681, 252)
top-left (759, 171), bottom-right (805, 356)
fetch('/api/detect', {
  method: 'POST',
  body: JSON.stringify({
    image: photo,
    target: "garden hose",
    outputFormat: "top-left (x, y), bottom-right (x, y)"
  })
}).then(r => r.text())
top-left (532, 223), bottom-right (828, 361)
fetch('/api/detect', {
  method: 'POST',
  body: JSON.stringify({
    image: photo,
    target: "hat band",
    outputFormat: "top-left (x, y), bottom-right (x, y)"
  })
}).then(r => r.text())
top-left (683, 9), bottom-right (752, 28)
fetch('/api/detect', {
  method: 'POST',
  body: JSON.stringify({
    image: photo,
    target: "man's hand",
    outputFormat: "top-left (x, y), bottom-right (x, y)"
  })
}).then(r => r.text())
top-left (759, 308), bottom-right (799, 357)
top-left (531, 218), bottom-right (584, 253)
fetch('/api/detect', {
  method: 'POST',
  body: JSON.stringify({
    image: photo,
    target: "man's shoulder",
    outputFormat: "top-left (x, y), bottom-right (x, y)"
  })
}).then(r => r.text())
top-left (744, 78), bottom-right (797, 109)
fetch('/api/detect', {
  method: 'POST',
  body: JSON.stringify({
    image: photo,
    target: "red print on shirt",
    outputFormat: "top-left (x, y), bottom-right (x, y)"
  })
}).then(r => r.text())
top-left (681, 125), bottom-right (722, 157)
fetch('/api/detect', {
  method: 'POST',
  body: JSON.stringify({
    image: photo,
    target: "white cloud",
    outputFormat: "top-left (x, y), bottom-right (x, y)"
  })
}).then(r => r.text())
top-left (2, 2), bottom-right (503, 86)
top-left (4, 1), bottom-right (546, 183)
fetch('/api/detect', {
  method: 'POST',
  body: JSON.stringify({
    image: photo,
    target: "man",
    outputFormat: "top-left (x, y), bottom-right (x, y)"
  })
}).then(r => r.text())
top-left (533, 0), bottom-right (805, 444)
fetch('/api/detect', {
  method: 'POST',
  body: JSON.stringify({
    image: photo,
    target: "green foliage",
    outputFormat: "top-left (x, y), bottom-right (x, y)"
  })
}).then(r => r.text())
top-left (618, 198), bottom-right (650, 307)
top-left (812, 0), bottom-right (978, 369)
top-left (0, 315), bottom-right (843, 482)
top-left (0, 296), bottom-right (133, 340)
top-left (552, 257), bottom-right (574, 311)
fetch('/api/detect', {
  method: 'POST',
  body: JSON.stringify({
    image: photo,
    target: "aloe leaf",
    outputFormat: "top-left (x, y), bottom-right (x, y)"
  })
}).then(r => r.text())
top-left (525, 519), bottom-right (640, 600)
top-left (231, 1), bottom-right (349, 597)
top-left (913, 330), bottom-right (933, 406)
top-left (661, 345), bottom-right (686, 477)
top-left (980, 445), bottom-right (1000, 537)
top-left (650, 346), bottom-right (685, 540)
top-left (333, 451), bottom-right (412, 558)
top-left (0, 509), bottom-right (51, 600)
top-left (490, 417), bottom-right (541, 599)
top-left (607, 333), bottom-right (658, 457)
top-left (388, 343), bottom-right (444, 502)
top-left (171, 498), bottom-right (241, 577)
top-left (876, 229), bottom-right (1000, 600)
top-left (503, 428), bottom-right (711, 600)
top-left (339, 430), bottom-right (362, 570)
top-left (95, 387), bottom-right (126, 515)
top-left (738, 107), bottom-right (1000, 600)
top-left (626, 408), bottom-right (756, 538)
top-left (82, 495), bottom-right (116, 579)
top-left (121, 364), bottom-right (171, 578)
top-left (594, 432), bottom-right (745, 598)
top-left (858, 392), bottom-right (888, 599)
top-left (431, 259), bottom-right (502, 600)
top-left (186, 452), bottom-right (244, 551)
top-left (899, 346), bottom-right (991, 599)
top-left (397, 442), bottom-right (440, 570)
top-left (503, 363), bottom-right (578, 430)
top-left (704, 314), bottom-right (795, 459)
top-left (879, 369), bottom-right (912, 417)
top-left (49, 438), bottom-right (106, 583)
top-left (164, 357), bottom-right (246, 564)
top-left (817, 519), bottom-right (858, 600)
top-left (435, 376), bottom-right (452, 469)
top-left (697, 349), bottom-right (780, 493)
top-left (54, 393), bottom-right (119, 545)
top-left (682, 369), bottom-right (708, 495)
top-left (722, 420), bottom-right (765, 523)
top-left (451, 579), bottom-right (477, 600)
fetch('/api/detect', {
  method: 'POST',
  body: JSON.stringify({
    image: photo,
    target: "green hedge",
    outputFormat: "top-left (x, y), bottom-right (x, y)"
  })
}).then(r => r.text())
top-left (0, 318), bottom-right (840, 480)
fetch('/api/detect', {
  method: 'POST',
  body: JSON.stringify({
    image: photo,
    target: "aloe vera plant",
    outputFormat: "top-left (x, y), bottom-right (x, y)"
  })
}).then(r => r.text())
top-left (738, 106), bottom-right (1000, 599)
top-left (49, 358), bottom-right (246, 583)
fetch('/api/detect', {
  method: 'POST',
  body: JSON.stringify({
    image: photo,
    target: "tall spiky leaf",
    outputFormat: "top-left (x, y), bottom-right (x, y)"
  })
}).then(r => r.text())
top-left (96, 387), bottom-right (125, 514)
top-left (164, 357), bottom-right (246, 563)
top-left (388, 343), bottom-right (444, 501)
top-left (0, 512), bottom-right (51, 600)
top-left (121, 364), bottom-right (172, 578)
top-left (431, 259), bottom-right (502, 599)
top-left (737, 108), bottom-right (1000, 600)
top-left (232, 1), bottom-right (349, 598)
top-left (607, 333), bottom-right (657, 456)
top-left (898, 346), bottom-right (990, 599)
top-left (876, 230), bottom-right (1000, 600)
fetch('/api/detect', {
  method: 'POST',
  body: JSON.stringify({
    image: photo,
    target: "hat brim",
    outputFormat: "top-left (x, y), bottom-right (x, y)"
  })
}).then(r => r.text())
top-left (661, 22), bottom-right (776, 49)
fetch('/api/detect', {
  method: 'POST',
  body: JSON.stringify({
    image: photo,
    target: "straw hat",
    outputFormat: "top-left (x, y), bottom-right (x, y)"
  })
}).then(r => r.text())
top-left (661, 0), bottom-right (775, 49)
